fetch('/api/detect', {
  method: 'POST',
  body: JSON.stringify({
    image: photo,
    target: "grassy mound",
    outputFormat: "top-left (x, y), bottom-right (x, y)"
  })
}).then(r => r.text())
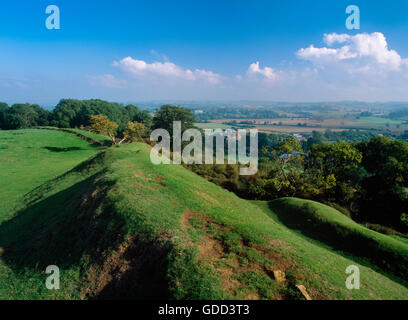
top-left (266, 198), bottom-right (408, 282)
top-left (0, 129), bottom-right (103, 221)
top-left (1, 129), bottom-right (408, 300)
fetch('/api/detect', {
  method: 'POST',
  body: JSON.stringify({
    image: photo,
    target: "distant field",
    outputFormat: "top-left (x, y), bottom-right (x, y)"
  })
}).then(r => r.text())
top-left (202, 116), bottom-right (408, 134)
top-left (194, 123), bottom-right (233, 130)
top-left (208, 118), bottom-right (360, 127)
top-left (357, 117), bottom-right (404, 126)
top-left (255, 126), bottom-right (348, 134)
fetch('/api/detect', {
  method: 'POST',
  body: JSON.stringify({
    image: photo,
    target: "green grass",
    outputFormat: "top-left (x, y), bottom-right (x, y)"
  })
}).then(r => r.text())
top-left (255, 198), bottom-right (408, 282)
top-left (1, 129), bottom-right (408, 300)
top-left (0, 129), bottom-right (103, 221)
top-left (36, 127), bottom-right (112, 146)
top-left (68, 128), bottom-right (112, 145)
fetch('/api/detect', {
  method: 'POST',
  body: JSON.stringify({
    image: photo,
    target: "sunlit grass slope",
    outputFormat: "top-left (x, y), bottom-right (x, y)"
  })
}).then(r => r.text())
top-left (255, 198), bottom-right (408, 286)
top-left (0, 129), bottom-right (103, 221)
top-left (0, 130), bottom-right (407, 300)
top-left (263, 198), bottom-right (408, 280)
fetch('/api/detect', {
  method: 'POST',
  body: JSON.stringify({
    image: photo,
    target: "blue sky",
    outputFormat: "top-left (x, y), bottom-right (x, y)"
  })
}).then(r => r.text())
top-left (1, 0), bottom-right (408, 105)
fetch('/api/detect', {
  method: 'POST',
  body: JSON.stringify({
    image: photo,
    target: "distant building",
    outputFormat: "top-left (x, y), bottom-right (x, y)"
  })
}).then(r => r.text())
top-left (194, 110), bottom-right (204, 114)
top-left (293, 133), bottom-right (303, 140)
top-left (279, 151), bottom-right (306, 159)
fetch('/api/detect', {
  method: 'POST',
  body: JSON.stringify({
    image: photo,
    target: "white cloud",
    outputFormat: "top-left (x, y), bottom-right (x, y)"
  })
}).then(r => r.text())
top-left (82, 36), bottom-right (408, 101)
top-left (323, 33), bottom-right (351, 46)
top-left (193, 69), bottom-right (221, 84)
top-left (113, 56), bottom-right (221, 84)
top-left (247, 61), bottom-right (279, 81)
top-left (297, 45), bottom-right (357, 62)
top-left (297, 32), bottom-right (406, 72)
top-left (88, 74), bottom-right (126, 88)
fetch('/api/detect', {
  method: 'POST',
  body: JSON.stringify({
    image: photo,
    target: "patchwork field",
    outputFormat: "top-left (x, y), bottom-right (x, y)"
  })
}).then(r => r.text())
top-left (201, 116), bottom-right (408, 134)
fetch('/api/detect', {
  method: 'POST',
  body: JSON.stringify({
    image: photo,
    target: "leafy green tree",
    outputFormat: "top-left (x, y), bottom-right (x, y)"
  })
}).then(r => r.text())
top-left (306, 142), bottom-right (364, 204)
top-left (306, 142), bottom-right (363, 182)
top-left (303, 131), bottom-right (326, 150)
top-left (152, 105), bottom-right (196, 136)
top-left (51, 99), bottom-right (152, 130)
top-left (258, 137), bottom-right (306, 197)
top-left (123, 121), bottom-right (146, 142)
top-left (6, 104), bottom-right (39, 129)
top-left (0, 102), bottom-right (8, 129)
top-left (357, 137), bottom-right (408, 230)
top-left (90, 114), bottom-right (119, 144)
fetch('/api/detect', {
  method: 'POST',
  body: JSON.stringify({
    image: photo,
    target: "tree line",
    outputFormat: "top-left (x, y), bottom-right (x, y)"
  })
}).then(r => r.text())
top-left (0, 99), bottom-right (152, 130)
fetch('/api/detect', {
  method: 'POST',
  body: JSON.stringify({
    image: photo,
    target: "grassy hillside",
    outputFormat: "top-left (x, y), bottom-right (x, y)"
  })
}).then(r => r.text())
top-left (255, 199), bottom-right (408, 284)
top-left (0, 129), bottom-right (408, 300)
top-left (0, 129), bottom-right (104, 221)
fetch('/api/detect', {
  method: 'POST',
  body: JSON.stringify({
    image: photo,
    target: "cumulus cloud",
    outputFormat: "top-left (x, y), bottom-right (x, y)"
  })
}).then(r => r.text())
top-left (297, 45), bottom-right (357, 62)
top-left (83, 35), bottom-right (408, 101)
top-left (297, 32), bottom-right (407, 72)
top-left (113, 56), bottom-right (221, 84)
top-left (247, 61), bottom-right (279, 81)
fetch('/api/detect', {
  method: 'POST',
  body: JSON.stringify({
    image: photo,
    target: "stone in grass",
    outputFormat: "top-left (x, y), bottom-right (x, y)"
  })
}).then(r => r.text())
top-left (273, 270), bottom-right (286, 283)
top-left (296, 284), bottom-right (312, 300)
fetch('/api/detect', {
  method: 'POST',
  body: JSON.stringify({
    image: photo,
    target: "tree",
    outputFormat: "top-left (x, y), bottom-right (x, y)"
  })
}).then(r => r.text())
top-left (123, 121), bottom-right (146, 142)
top-left (306, 142), bottom-right (363, 182)
top-left (357, 137), bottom-right (408, 230)
top-left (259, 137), bottom-right (306, 197)
top-left (5, 104), bottom-right (39, 129)
top-left (90, 115), bottom-right (148, 145)
top-left (90, 114), bottom-right (119, 144)
top-left (306, 142), bottom-right (364, 205)
top-left (271, 136), bottom-right (304, 173)
top-left (0, 102), bottom-right (8, 129)
top-left (51, 99), bottom-right (152, 130)
top-left (152, 105), bottom-right (196, 136)
top-left (303, 131), bottom-right (325, 150)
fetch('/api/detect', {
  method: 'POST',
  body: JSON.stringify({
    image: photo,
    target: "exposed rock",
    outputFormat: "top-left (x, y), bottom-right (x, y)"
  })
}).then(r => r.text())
top-left (296, 284), bottom-right (312, 300)
top-left (273, 270), bottom-right (286, 283)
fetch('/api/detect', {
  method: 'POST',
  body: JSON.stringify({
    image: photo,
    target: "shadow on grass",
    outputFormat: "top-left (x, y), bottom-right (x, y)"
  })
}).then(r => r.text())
top-left (0, 174), bottom-right (171, 299)
top-left (43, 146), bottom-right (83, 152)
top-left (267, 200), bottom-right (408, 287)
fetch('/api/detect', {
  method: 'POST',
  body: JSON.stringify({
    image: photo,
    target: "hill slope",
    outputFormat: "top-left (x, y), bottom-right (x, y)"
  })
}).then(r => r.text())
top-left (263, 198), bottom-right (408, 280)
top-left (0, 129), bottom-right (103, 221)
top-left (0, 129), bottom-right (408, 299)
